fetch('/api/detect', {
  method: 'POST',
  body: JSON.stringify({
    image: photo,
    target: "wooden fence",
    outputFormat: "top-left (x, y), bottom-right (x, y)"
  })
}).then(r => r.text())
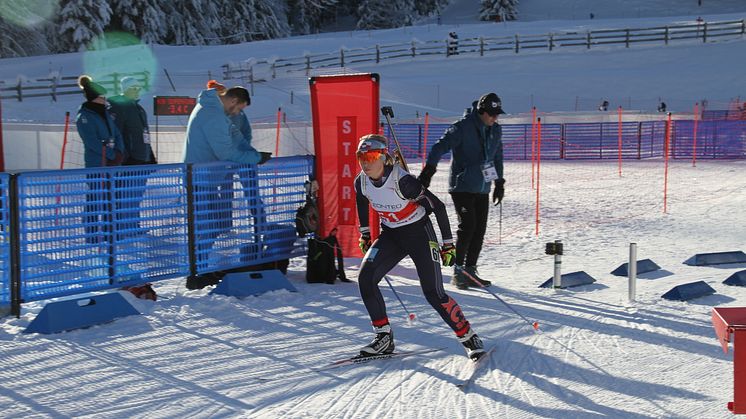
top-left (0, 71), bottom-right (150, 102)
top-left (222, 18), bottom-right (745, 84)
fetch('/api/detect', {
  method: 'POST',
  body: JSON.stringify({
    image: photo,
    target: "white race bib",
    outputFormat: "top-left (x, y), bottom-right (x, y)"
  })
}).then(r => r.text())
top-left (481, 163), bottom-right (498, 182)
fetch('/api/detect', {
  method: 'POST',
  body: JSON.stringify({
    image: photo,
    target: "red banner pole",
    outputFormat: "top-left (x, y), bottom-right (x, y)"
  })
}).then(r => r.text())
top-left (663, 113), bottom-right (672, 213)
top-left (60, 111), bottom-right (70, 169)
top-left (618, 106), bottom-right (623, 177)
top-left (421, 112), bottom-right (429, 168)
top-left (274, 107), bottom-right (282, 157)
top-left (535, 117), bottom-right (542, 236)
top-left (531, 107), bottom-right (537, 189)
top-left (692, 102), bottom-right (699, 167)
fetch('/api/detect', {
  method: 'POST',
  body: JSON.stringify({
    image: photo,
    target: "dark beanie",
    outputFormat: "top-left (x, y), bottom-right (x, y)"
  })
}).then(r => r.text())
top-left (77, 75), bottom-right (107, 101)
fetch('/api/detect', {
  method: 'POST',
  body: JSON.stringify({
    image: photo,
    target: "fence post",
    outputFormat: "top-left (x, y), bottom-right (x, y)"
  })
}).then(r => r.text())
top-left (305, 54), bottom-right (311, 76)
top-left (515, 34), bottom-right (520, 53)
top-left (549, 33), bottom-right (554, 51)
top-left (112, 72), bottom-right (119, 96)
top-left (51, 76), bottom-right (58, 102)
top-left (249, 65), bottom-right (254, 96)
top-left (376, 45), bottom-right (380, 63)
top-left (637, 122), bottom-right (642, 159)
top-left (16, 78), bottom-right (22, 102)
top-left (741, 19), bottom-right (745, 36)
top-left (8, 174), bottom-right (21, 317)
top-left (587, 31), bottom-right (591, 49)
top-left (271, 62), bottom-right (276, 79)
top-left (340, 48), bottom-right (345, 67)
top-left (625, 29), bottom-right (630, 48)
top-left (480, 37), bottom-right (485, 56)
top-left (142, 71), bottom-right (150, 91)
top-left (665, 26), bottom-right (669, 45)
top-left (703, 22), bottom-right (708, 43)
top-left (411, 40), bottom-right (416, 57)
top-left (185, 164), bottom-right (197, 279)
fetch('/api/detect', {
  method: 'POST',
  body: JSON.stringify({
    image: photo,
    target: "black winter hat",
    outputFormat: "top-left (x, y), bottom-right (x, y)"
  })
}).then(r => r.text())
top-left (77, 75), bottom-right (107, 101)
top-left (477, 92), bottom-right (505, 116)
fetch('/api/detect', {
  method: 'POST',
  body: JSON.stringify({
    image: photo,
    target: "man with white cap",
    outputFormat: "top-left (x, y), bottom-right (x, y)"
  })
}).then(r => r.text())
top-left (109, 76), bottom-right (155, 166)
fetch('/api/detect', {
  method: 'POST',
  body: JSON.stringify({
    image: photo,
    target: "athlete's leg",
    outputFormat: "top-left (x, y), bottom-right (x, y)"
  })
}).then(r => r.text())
top-left (358, 229), bottom-right (406, 325)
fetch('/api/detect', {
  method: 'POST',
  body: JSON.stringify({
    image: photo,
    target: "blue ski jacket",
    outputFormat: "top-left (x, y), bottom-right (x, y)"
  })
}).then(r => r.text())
top-left (425, 111), bottom-right (503, 194)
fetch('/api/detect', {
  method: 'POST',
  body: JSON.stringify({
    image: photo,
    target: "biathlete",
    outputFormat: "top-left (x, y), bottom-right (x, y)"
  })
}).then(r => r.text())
top-left (354, 134), bottom-right (485, 361)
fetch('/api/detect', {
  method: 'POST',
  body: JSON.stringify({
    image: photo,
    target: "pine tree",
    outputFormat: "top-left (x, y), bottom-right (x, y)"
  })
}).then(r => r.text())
top-left (54, 0), bottom-right (112, 52)
top-left (479, 0), bottom-right (518, 22)
top-left (357, 0), bottom-right (415, 29)
top-left (414, 0), bottom-right (447, 17)
top-left (287, 0), bottom-right (339, 35)
top-left (109, 0), bottom-right (166, 44)
top-left (162, 0), bottom-right (220, 45)
top-left (252, 0), bottom-right (291, 40)
top-left (0, 5), bottom-right (51, 57)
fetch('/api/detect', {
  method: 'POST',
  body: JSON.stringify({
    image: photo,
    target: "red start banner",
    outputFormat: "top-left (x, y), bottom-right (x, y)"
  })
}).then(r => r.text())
top-left (310, 74), bottom-right (380, 256)
top-left (153, 96), bottom-right (196, 116)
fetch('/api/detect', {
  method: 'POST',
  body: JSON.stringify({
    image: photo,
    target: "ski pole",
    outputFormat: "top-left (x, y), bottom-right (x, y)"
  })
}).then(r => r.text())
top-left (499, 202), bottom-right (503, 245)
top-left (380, 106), bottom-right (409, 172)
top-left (384, 275), bottom-right (416, 321)
top-left (459, 268), bottom-right (539, 332)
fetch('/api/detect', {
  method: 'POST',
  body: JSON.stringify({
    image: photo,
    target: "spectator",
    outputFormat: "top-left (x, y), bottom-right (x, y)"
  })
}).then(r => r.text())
top-left (109, 75), bottom-right (158, 300)
top-left (75, 75), bottom-right (125, 245)
top-left (182, 82), bottom-right (270, 290)
top-left (417, 92), bottom-right (505, 289)
top-left (657, 101), bottom-right (667, 113)
top-left (599, 100), bottom-right (609, 111)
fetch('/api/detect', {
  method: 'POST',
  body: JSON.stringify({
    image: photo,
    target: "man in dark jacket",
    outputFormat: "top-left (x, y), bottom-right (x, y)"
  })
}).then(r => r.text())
top-left (418, 92), bottom-right (505, 289)
top-left (109, 76), bottom-right (155, 165)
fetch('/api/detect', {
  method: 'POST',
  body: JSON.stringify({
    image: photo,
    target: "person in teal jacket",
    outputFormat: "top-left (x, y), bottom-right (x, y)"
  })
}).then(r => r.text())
top-left (418, 92), bottom-right (506, 289)
top-left (182, 84), bottom-right (271, 290)
top-left (75, 75), bottom-right (126, 245)
top-left (75, 75), bottom-right (125, 168)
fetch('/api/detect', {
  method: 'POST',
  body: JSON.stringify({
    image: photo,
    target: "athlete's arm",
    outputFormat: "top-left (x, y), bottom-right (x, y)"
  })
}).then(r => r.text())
top-left (399, 174), bottom-right (453, 243)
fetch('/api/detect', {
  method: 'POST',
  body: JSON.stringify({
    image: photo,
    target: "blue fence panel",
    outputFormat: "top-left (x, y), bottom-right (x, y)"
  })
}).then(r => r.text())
top-left (0, 173), bottom-right (9, 305)
top-left (17, 164), bottom-right (189, 302)
top-left (191, 156), bottom-right (312, 275)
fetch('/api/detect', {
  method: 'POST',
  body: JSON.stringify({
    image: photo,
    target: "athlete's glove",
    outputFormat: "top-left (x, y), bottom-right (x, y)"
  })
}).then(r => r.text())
top-left (440, 243), bottom-right (456, 267)
top-left (493, 178), bottom-right (505, 205)
top-left (359, 232), bottom-right (372, 254)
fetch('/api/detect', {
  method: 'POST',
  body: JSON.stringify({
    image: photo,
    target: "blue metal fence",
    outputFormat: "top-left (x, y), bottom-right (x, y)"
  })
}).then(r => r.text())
top-left (2, 156), bottom-right (313, 314)
top-left (191, 156), bottom-right (311, 274)
top-left (0, 174), bottom-right (9, 305)
top-left (383, 119), bottom-right (746, 161)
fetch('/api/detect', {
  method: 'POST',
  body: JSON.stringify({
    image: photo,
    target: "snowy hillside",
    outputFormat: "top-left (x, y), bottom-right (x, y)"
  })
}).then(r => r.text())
top-left (1, 1), bottom-right (746, 418)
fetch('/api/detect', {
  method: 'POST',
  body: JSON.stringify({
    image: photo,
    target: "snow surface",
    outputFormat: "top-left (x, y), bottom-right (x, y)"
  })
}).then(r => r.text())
top-left (1, 1), bottom-right (746, 418)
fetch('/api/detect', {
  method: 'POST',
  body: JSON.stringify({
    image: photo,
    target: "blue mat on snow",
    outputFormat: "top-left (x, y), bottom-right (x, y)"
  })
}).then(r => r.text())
top-left (684, 251), bottom-right (746, 266)
top-left (611, 259), bottom-right (661, 276)
top-left (723, 270), bottom-right (746, 287)
top-left (539, 271), bottom-right (596, 289)
top-left (661, 281), bottom-right (716, 301)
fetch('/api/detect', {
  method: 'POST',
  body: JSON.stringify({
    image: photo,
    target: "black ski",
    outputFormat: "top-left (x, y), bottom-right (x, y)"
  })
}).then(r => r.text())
top-left (456, 344), bottom-right (496, 390)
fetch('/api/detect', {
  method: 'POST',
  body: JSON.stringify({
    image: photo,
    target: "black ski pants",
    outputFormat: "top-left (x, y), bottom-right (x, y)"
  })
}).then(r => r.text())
top-left (358, 218), bottom-right (471, 335)
top-left (450, 192), bottom-right (489, 267)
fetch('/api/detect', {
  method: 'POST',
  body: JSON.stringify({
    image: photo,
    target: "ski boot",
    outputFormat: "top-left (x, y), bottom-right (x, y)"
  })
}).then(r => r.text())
top-left (451, 265), bottom-right (470, 290)
top-left (360, 324), bottom-right (395, 357)
top-left (459, 328), bottom-right (486, 361)
top-left (464, 265), bottom-right (491, 287)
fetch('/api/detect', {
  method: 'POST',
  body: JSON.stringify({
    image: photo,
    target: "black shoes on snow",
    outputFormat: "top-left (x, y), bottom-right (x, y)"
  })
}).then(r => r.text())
top-left (452, 265), bottom-right (492, 289)
top-left (459, 328), bottom-right (486, 361)
top-left (360, 324), bottom-right (395, 356)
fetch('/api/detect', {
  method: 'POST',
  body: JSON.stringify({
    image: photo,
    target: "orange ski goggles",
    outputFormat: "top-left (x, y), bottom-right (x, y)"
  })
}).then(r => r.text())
top-left (356, 149), bottom-right (386, 163)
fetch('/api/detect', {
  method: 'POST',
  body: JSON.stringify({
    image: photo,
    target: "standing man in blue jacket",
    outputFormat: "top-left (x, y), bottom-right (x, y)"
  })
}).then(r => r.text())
top-left (418, 93), bottom-right (505, 289)
top-left (182, 83), bottom-right (270, 289)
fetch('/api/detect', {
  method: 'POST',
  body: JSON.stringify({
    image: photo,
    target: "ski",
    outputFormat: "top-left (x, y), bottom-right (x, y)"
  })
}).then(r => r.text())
top-left (253, 347), bottom-right (443, 382)
top-left (456, 344), bottom-right (497, 391)
top-left (315, 347), bottom-right (444, 372)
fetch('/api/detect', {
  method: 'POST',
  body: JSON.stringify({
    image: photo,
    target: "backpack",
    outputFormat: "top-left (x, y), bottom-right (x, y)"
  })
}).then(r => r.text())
top-left (295, 181), bottom-right (320, 237)
top-left (306, 231), bottom-right (347, 284)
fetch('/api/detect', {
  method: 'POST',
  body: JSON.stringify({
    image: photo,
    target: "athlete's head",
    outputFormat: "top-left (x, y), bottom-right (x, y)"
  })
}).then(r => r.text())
top-left (357, 134), bottom-right (391, 179)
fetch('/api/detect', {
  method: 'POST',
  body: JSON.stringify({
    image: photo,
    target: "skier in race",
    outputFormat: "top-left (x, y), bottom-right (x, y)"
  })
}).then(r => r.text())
top-left (354, 134), bottom-right (486, 361)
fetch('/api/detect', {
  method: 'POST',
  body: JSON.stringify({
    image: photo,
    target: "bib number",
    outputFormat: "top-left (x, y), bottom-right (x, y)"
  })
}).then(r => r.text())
top-left (481, 163), bottom-right (498, 182)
